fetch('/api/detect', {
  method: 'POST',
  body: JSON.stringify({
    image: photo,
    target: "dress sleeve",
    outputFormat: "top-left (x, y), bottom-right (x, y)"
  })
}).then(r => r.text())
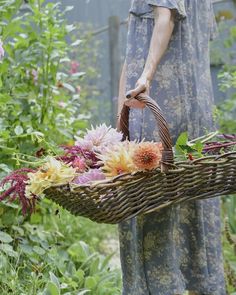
top-left (147, 0), bottom-right (186, 21)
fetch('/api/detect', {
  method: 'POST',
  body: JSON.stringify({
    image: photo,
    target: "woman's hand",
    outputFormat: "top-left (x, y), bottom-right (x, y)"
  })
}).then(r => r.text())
top-left (125, 76), bottom-right (150, 108)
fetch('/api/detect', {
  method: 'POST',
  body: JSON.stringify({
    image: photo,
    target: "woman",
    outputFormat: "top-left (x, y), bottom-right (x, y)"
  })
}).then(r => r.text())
top-left (117, 1), bottom-right (226, 294)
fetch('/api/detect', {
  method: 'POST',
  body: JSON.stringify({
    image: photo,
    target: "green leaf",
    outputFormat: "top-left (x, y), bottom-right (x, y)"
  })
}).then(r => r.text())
top-left (71, 39), bottom-right (82, 47)
top-left (0, 243), bottom-right (18, 258)
top-left (33, 245), bottom-right (46, 256)
top-left (14, 125), bottom-right (23, 135)
top-left (63, 83), bottom-right (75, 93)
top-left (68, 241), bottom-right (90, 262)
top-left (178, 145), bottom-right (195, 153)
top-left (191, 140), bottom-right (203, 153)
top-left (75, 269), bottom-right (85, 282)
top-left (176, 132), bottom-right (188, 147)
top-left (12, 225), bottom-right (24, 235)
top-left (0, 163), bottom-right (12, 174)
top-left (30, 213), bottom-right (42, 224)
top-left (49, 272), bottom-right (60, 290)
top-left (65, 24), bottom-right (76, 33)
top-left (44, 282), bottom-right (60, 295)
top-left (101, 252), bottom-right (114, 270)
top-left (89, 257), bottom-right (100, 275)
top-left (64, 6), bottom-right (74, 12)
top-left (76, 290), bottom-right (90, 295)
top-left (19, 244), bottom-right (33, 255)
top-left (71, 72), bottom-right (86, 78)
top-left (0, 231), bottom-right (13, 243)
top-left (84, 276), bottom-right (97, 290)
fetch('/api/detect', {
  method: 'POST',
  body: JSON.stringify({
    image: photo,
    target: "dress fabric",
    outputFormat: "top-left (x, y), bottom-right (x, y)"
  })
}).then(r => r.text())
top-left (118, 0), bottom-right (226, 294)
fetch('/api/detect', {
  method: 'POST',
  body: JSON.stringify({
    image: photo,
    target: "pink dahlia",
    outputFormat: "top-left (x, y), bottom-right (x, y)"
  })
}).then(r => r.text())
top-left (75, 124), bottom-right (123, 153)
top-left (73, 169), bottom-right (105, 184)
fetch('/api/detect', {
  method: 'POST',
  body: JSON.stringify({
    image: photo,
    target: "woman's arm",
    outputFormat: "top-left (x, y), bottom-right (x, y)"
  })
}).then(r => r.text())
top-left (117, 60), bottom-right (127, 116)
top-left (125, 7), bottom-right (175, 107)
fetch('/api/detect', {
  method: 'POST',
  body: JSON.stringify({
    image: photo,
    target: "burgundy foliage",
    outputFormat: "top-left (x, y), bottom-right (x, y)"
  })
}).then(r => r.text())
top-left (58, 145), bottom-right (100, 169)
top-left (203, 134), bottom-right (236, 155)
top-left (0, 168), bottom-right (37, 215)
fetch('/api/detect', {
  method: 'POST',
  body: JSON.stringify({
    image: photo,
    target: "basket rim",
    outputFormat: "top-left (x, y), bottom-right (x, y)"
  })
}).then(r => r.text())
top-left (45, 151), bottom-right (236, 191)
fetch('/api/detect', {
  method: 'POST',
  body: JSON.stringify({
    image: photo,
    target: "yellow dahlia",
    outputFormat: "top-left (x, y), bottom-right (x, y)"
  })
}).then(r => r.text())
top-left (99, 142), bottom-right (137, 177)
top-left (132, 142), bottom-right (163, 171)
top-left (25, 157), bottom-right (76, 198)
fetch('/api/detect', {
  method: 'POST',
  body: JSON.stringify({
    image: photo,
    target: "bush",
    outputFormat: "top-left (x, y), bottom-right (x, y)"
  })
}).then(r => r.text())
top-left (0, 1), bottom-right (121, 293)
top-left (0, 201), bottom-right (121, 294)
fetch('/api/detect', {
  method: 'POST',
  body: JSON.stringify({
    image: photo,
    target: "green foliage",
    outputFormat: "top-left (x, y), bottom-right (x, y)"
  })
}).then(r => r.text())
top-left (222, 201), bottom-right (236, 294)
top-left (70, 25), bottom-right (102, 125)
top-left (217, 21), bottom-right (236, 294)
top-left (0, 201), bottom-right (121, 294)
top-left (0, 1), bottom-right (120, 294)
top-left (0, 0), bottom-right (93, 168)
top-left (175, 132), bottom-right (203, 157)
top-left (217, 23), bottom-right (236, 133)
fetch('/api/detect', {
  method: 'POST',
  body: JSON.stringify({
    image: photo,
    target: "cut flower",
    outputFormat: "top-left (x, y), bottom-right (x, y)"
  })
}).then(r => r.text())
top-left (132, 142), bottom-right (163, 170)
top-left (25, 157), bottom-right (76, 198)
top-left (99, 142), bottom-right (137, 177)
top-left (73, 169), bottom-right (106, 184)
top-left (75, 124), bottom-right (123, 153)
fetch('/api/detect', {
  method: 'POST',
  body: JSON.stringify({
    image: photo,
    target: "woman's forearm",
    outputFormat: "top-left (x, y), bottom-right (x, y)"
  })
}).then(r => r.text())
top-left (141, 7), bottom-right (175, 82)
top-left (117, 60), bottom-right (127, 115)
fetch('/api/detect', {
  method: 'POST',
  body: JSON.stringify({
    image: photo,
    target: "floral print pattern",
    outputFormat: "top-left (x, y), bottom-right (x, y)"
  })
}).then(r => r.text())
top-left (118, 0), bottom-right (226, 294)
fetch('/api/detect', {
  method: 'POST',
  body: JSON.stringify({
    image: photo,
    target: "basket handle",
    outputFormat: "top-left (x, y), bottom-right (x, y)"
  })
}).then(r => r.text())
top-left (117, 94), bottom-right (174, 172)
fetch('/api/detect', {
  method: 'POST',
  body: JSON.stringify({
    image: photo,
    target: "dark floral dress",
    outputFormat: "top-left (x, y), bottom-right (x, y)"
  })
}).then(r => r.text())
top-left (118, 1), bottom-right (226, 294)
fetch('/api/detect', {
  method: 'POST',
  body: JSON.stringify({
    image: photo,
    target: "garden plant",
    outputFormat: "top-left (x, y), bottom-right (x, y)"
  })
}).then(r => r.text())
top-left (0, 0), bottom-right (236, 294)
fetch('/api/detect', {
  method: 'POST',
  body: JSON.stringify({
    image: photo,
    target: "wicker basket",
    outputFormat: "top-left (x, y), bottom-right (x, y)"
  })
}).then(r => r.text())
top-left (45, 95), bottom-right (236, 224)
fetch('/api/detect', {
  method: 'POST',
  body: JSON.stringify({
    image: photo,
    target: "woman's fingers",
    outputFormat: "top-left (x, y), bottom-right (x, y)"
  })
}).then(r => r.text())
top-left (124, 98), bottom-right (145, 109)
top-left (126, 83), bottom-right (146, 99)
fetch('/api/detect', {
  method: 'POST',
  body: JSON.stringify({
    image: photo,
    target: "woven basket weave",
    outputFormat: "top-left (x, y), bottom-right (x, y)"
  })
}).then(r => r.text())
top-left (45, 95), bottom-right (236, 224)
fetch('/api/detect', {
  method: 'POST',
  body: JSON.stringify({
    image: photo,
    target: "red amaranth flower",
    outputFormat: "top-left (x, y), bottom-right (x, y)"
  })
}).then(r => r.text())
top-left (0, 168), bottom-right (37, 215)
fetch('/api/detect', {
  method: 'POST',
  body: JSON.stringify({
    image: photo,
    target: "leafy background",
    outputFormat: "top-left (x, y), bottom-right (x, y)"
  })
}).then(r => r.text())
top-left (0, 0), bottom-right (235, 294)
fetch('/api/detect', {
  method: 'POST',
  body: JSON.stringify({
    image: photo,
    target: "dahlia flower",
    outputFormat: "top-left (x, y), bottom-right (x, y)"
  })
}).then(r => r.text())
top-left (99, 142), bottom-right (137, 177)
top-left (75, 124), bottom-right (123, 153)
top-left (132, 142), bottom-right (163, 171)
top-left (73, 169), bottom-right (106, 184)
top-left (25, 157), bottom-right (76, 198)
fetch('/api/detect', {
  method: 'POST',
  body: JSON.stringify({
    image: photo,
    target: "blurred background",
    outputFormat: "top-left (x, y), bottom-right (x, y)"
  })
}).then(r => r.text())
top-left (0, 0), bottom-right (235, 294)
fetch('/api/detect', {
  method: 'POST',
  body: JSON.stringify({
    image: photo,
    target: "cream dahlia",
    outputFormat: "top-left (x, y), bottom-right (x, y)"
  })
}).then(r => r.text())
top-left (25, 157), bottom-right (76, 198)
top-left (99, 142), bottom-right (137, 177)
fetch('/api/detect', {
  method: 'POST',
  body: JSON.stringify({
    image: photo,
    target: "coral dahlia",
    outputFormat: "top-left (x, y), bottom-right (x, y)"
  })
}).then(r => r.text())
top-left (132, 142), bottom-right (163, 171)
